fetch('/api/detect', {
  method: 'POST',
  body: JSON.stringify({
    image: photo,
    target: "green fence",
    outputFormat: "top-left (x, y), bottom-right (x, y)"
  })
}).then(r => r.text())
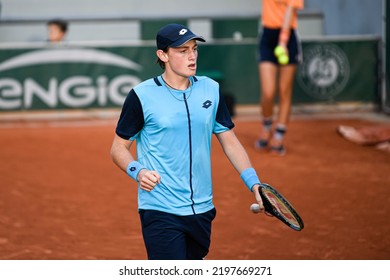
top-left (0, 36), bottom-right (380, 111)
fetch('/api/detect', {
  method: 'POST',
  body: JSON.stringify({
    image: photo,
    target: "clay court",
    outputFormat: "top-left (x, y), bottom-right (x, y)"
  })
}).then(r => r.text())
top-left (0, 107), bottom-right (389, 260)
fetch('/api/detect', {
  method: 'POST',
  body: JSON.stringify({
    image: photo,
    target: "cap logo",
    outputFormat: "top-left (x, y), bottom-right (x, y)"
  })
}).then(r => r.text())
top-left (179, 29), bottom-right (188, 35)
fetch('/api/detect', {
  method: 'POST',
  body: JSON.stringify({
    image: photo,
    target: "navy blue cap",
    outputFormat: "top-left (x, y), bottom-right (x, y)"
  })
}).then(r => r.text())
top-left (156, 23), bottom-right (206, 50)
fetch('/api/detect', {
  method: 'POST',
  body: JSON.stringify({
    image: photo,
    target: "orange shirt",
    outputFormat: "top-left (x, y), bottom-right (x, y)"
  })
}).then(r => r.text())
top-left (262, 0), bottom-right (304, 29)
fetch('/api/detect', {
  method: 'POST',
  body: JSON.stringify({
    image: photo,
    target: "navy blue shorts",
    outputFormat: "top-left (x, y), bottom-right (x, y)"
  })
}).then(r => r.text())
top-left (258, 27), bottom-right (301, 65)
top-left (139, 208), bottom-right (216, 260)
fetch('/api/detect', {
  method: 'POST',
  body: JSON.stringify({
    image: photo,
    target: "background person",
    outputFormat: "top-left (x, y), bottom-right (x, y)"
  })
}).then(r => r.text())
top-left (47, 18), bottom-right (68, 43)
top-left (255, 0), bottom-right (304, 156)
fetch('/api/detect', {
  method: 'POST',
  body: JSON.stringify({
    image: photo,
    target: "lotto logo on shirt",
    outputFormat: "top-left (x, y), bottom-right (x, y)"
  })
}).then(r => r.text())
top-left (202, 100), bottom-right (212, 109)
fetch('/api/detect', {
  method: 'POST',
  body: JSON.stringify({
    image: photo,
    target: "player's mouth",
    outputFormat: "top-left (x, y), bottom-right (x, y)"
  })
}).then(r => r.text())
top-left (188, 63), bottom-right (196, 70)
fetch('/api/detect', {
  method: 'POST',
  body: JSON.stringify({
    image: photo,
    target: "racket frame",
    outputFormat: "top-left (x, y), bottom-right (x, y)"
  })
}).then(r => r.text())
top-left (259, 183), bottom-right (304, 231)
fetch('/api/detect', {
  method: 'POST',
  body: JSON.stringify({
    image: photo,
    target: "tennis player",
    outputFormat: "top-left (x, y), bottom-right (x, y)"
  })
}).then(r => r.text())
top-left (255, 0), bottom-right (304, 156)
top-left (110, 23), bottom-right (264, 260)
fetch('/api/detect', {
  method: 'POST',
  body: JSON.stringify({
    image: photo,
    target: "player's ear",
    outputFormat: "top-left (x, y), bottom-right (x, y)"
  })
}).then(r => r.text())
top-left (156, 50), bottom-right (168, 62)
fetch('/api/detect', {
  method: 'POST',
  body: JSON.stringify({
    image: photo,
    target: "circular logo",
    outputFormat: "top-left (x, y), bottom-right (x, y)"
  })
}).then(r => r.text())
top-left (297, 44), bottom-right (350, 100)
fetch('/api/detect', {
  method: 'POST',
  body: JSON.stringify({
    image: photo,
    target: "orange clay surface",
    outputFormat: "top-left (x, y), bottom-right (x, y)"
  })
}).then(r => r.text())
top-left (0, 112), bottom-right (389, 260)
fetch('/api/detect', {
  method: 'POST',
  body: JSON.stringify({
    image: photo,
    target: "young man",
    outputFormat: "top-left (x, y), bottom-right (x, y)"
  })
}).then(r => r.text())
top-left (47, 19), bottom-right (68, 43)
top-left (110, 23), bottom-right (264, 260)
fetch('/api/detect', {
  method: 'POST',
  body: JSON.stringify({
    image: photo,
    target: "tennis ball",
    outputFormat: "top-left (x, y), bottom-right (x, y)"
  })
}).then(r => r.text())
top-left (274, 46), bottom-right (285, 57)
top-left (274, 46), bottom-right (289, 65)
top-left (250, 203), bottom-right (261, 213)
top-left (278, 54), bottom-right (289, 65)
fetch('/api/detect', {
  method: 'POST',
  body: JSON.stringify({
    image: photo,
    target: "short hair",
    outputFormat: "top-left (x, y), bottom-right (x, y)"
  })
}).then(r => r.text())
top-left (47, 19), bottom-right (68, 33)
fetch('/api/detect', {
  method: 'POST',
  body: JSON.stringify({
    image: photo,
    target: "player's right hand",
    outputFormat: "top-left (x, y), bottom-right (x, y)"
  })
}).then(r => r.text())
top-left (251, 184), bottom-right (265, 213)
top-left (138, 170), bottom-right (161, 192)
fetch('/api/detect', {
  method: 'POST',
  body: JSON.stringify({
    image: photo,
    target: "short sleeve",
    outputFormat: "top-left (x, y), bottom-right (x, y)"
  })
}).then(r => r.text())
top-left (115, 89), bottom-right (144, 140)
top-left (214, 91), bottom-right (235, 133)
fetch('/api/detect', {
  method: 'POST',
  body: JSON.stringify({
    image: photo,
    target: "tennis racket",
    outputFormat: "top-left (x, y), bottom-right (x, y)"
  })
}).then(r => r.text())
top-left (255, 183), bottom-right (304, 231)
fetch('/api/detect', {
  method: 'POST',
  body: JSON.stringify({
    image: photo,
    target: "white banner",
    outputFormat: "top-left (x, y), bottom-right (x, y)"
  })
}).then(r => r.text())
top-left (0, 260), bottom-right (388, 280)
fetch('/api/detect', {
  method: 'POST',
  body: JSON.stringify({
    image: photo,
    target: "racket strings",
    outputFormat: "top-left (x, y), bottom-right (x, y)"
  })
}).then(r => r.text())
top-left (259, 184), bottom-right (304, 231)
top-left (263, 191), bottom-right (301, 227)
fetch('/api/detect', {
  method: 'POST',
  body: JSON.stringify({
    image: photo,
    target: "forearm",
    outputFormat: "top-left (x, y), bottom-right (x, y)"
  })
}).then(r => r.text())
top-left (222, 138), bottom-right (262, 193)
top-left (279, 5), bottom-right (294, 46)
top-left (110, 134), bottom-right (159, 189)
top-left (223, 140), bottom-right (253, 174)
top-left (216, 131), bottom-right (254, 174)
top-left (110, 134), bottom-right (136, 173)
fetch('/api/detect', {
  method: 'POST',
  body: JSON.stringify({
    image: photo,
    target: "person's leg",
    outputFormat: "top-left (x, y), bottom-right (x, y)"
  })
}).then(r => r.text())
top-left (256, 62), bottom-right (278, 149)
top-left (139, 210), bottom-right (187, 260)
top-left (270, 64), bottom-right (296, 155)
top-left (276, 65), bottom-right (296, 126)
top-left (184, 208), bottom-right (216, 260)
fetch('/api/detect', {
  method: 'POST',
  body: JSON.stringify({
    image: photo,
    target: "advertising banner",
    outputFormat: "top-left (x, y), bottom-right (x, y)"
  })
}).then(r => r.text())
top-left (0, 45), bottom-right (158, 111)
top-left (295, 39), bottom-right (380, 103)
top-left (0, 38), bottom-right (380, 111)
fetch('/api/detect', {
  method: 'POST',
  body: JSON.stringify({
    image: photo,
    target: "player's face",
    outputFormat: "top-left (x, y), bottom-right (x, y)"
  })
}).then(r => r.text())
top-left (166, 40), bottom-right (198, 78)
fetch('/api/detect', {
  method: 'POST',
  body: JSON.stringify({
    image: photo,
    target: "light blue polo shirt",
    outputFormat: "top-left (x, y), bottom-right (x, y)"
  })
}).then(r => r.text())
top-left (116, 75), bottom-right (234, 216)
